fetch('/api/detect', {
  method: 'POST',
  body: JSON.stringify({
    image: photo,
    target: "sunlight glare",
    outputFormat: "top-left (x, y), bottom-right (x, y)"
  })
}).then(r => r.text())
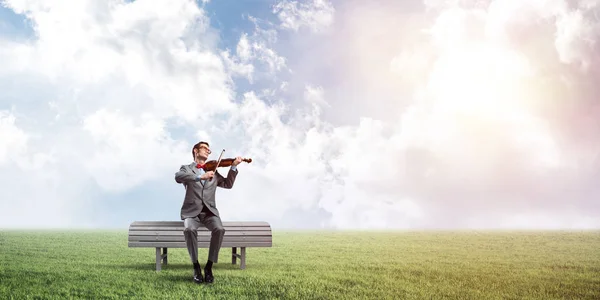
top-left (406, 40), bottom-right (560, 168)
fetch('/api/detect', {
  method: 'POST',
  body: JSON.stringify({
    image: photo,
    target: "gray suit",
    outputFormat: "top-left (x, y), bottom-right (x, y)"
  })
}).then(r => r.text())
top-left (175, 162), bottom-right (238, 263)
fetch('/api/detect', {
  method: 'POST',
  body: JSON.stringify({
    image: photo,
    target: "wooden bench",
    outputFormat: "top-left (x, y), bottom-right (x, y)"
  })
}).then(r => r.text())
top-left (128, 221), bottom-right (272, 271)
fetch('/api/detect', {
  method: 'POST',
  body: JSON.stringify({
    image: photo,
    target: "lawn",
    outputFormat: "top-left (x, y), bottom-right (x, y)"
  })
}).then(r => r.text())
top-left (1, 230), bottom-right (599, 299)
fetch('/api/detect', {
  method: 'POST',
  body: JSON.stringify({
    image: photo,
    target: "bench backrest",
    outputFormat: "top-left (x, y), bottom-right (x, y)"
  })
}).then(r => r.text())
top-left (128, 221), bottom-right (272, 248)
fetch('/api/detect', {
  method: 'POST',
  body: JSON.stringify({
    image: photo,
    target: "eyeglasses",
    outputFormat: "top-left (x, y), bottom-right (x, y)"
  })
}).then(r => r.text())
top-left (198, 145), bottom-right (211, 154)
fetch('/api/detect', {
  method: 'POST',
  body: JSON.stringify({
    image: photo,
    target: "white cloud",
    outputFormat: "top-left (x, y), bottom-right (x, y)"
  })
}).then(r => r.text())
top-left (82, 109), bottom-right (189, 192)
top-left (0, 110), bottom-right (28, 165)
top-left (261, 0), bottom-right (600, 228)
top-left (391, 0), bottom-right (597, 171)
top-left (236, 33), bottom-right (253, 61)
top-left (210, 91), bottom-right (425, 228)
top-left (554, 7), bottom-right (600, 71)
top-left (0, 0), bottom-right (236, 227)
top-left (221, 33), bottom-right (255, 82)
top-left (2, 0), bottom-right (233, 120)
top-left (222, 16), bottom-right (288, 85)
top-left (0, 110), bottom-right (90, 228)
top-left (303, 84), bottom-right (329, 108)
top-left (272, 0), bottom-right (335, 33)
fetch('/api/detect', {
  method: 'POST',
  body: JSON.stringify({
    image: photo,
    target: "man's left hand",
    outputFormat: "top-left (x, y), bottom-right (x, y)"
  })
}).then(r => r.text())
top-left (232, 156), bottom-right (242, 166)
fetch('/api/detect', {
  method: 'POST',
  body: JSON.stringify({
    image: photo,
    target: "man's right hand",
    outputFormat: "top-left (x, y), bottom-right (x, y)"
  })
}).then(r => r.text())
top-left (200, 171), bottom-right (215, 180)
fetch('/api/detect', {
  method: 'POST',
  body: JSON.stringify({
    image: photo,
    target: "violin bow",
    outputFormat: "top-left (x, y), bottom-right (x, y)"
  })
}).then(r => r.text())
top-left (210, 149), bottom-right (225, 181)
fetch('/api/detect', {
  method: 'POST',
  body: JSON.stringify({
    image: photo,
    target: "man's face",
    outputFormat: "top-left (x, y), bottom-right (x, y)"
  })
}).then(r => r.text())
top-left (196, 144), bottom-right (211, 159)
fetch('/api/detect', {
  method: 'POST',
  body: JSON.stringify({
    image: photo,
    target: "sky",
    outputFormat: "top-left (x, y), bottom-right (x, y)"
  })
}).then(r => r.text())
top-left (0, 0), bottom-right (599, 230)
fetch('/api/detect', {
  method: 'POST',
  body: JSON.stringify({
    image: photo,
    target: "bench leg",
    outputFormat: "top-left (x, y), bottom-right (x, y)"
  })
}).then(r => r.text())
top-left (155, 247), bottom-right (161, 271)
top-left (240, 247), bottom-right (246, 270)
top-left (232, 247), bottom-right (237, 264)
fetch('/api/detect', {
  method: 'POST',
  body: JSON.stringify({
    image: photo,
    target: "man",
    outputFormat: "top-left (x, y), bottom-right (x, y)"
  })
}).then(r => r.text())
top-left (175, 141), bottom-right (241, 284)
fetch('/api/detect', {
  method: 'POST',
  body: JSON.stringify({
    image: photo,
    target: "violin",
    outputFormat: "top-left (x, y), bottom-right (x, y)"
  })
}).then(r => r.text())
top-left (199, 149), bottom-right (251, 180)
top-left (201, 157), bottom-right (252, 172)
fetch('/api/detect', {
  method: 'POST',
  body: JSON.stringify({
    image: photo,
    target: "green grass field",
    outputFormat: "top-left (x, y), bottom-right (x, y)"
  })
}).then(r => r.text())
top-left (1, 230), bottom-right (599, 299)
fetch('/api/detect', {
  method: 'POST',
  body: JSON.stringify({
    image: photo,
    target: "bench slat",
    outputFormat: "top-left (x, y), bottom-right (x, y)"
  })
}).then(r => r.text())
top-left (128, 226), bottom-right (270, 231)
top-left (129, 236), bottom-right (272, 243)
top-left (130, 221), bottom-right (270, 227)
top-left (128, 241), bottom-right (272, 248)
top-left (128, 230), bottom-right (272, 236)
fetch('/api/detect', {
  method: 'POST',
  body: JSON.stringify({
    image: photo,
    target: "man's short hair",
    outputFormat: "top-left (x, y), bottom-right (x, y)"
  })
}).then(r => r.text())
top-left (192, 141), bottom-right (210, 159)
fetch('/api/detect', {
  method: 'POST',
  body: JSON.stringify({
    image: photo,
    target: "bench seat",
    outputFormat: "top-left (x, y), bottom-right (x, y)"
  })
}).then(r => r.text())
top-left (128, 221), bottom-right (272, 271)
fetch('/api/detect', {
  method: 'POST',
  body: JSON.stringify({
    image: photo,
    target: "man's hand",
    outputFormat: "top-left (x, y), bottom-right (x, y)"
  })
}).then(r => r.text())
top-left (232, 156), bottom-right (242, 166)
top-left (200, 171), bottom-right (214, 180)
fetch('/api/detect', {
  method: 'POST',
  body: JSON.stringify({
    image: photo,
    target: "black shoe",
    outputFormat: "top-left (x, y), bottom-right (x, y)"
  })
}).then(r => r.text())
top-left (193, 266), bottom-right (203, 284)
top-left (204, 267), bottom-right (214, 283)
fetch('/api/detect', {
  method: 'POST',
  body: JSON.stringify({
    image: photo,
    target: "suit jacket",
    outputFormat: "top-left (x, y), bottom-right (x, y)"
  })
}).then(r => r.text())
top-left (175, 162), bottom-right (238, 219)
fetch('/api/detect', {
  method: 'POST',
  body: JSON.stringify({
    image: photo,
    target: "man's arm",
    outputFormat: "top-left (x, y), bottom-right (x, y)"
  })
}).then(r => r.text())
top-left (217, 166), bottom-right (238, 189)
top-left (175, 165), bottom-right (201, 183)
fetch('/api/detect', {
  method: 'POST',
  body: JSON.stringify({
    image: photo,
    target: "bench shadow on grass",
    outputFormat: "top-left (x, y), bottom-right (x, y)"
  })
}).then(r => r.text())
top-left (102, 262), bottom-right (261, 283)
top-left (107, 262), bottom-right (251, 272)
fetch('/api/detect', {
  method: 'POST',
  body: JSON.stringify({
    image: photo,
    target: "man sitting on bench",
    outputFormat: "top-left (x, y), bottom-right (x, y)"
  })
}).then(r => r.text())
top-left (175, 141), bottom-right (241, 284)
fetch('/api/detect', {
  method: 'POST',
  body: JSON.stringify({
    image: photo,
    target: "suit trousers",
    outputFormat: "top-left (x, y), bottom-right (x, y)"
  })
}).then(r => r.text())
top-left (183, 206), bottom-right (225, 263)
